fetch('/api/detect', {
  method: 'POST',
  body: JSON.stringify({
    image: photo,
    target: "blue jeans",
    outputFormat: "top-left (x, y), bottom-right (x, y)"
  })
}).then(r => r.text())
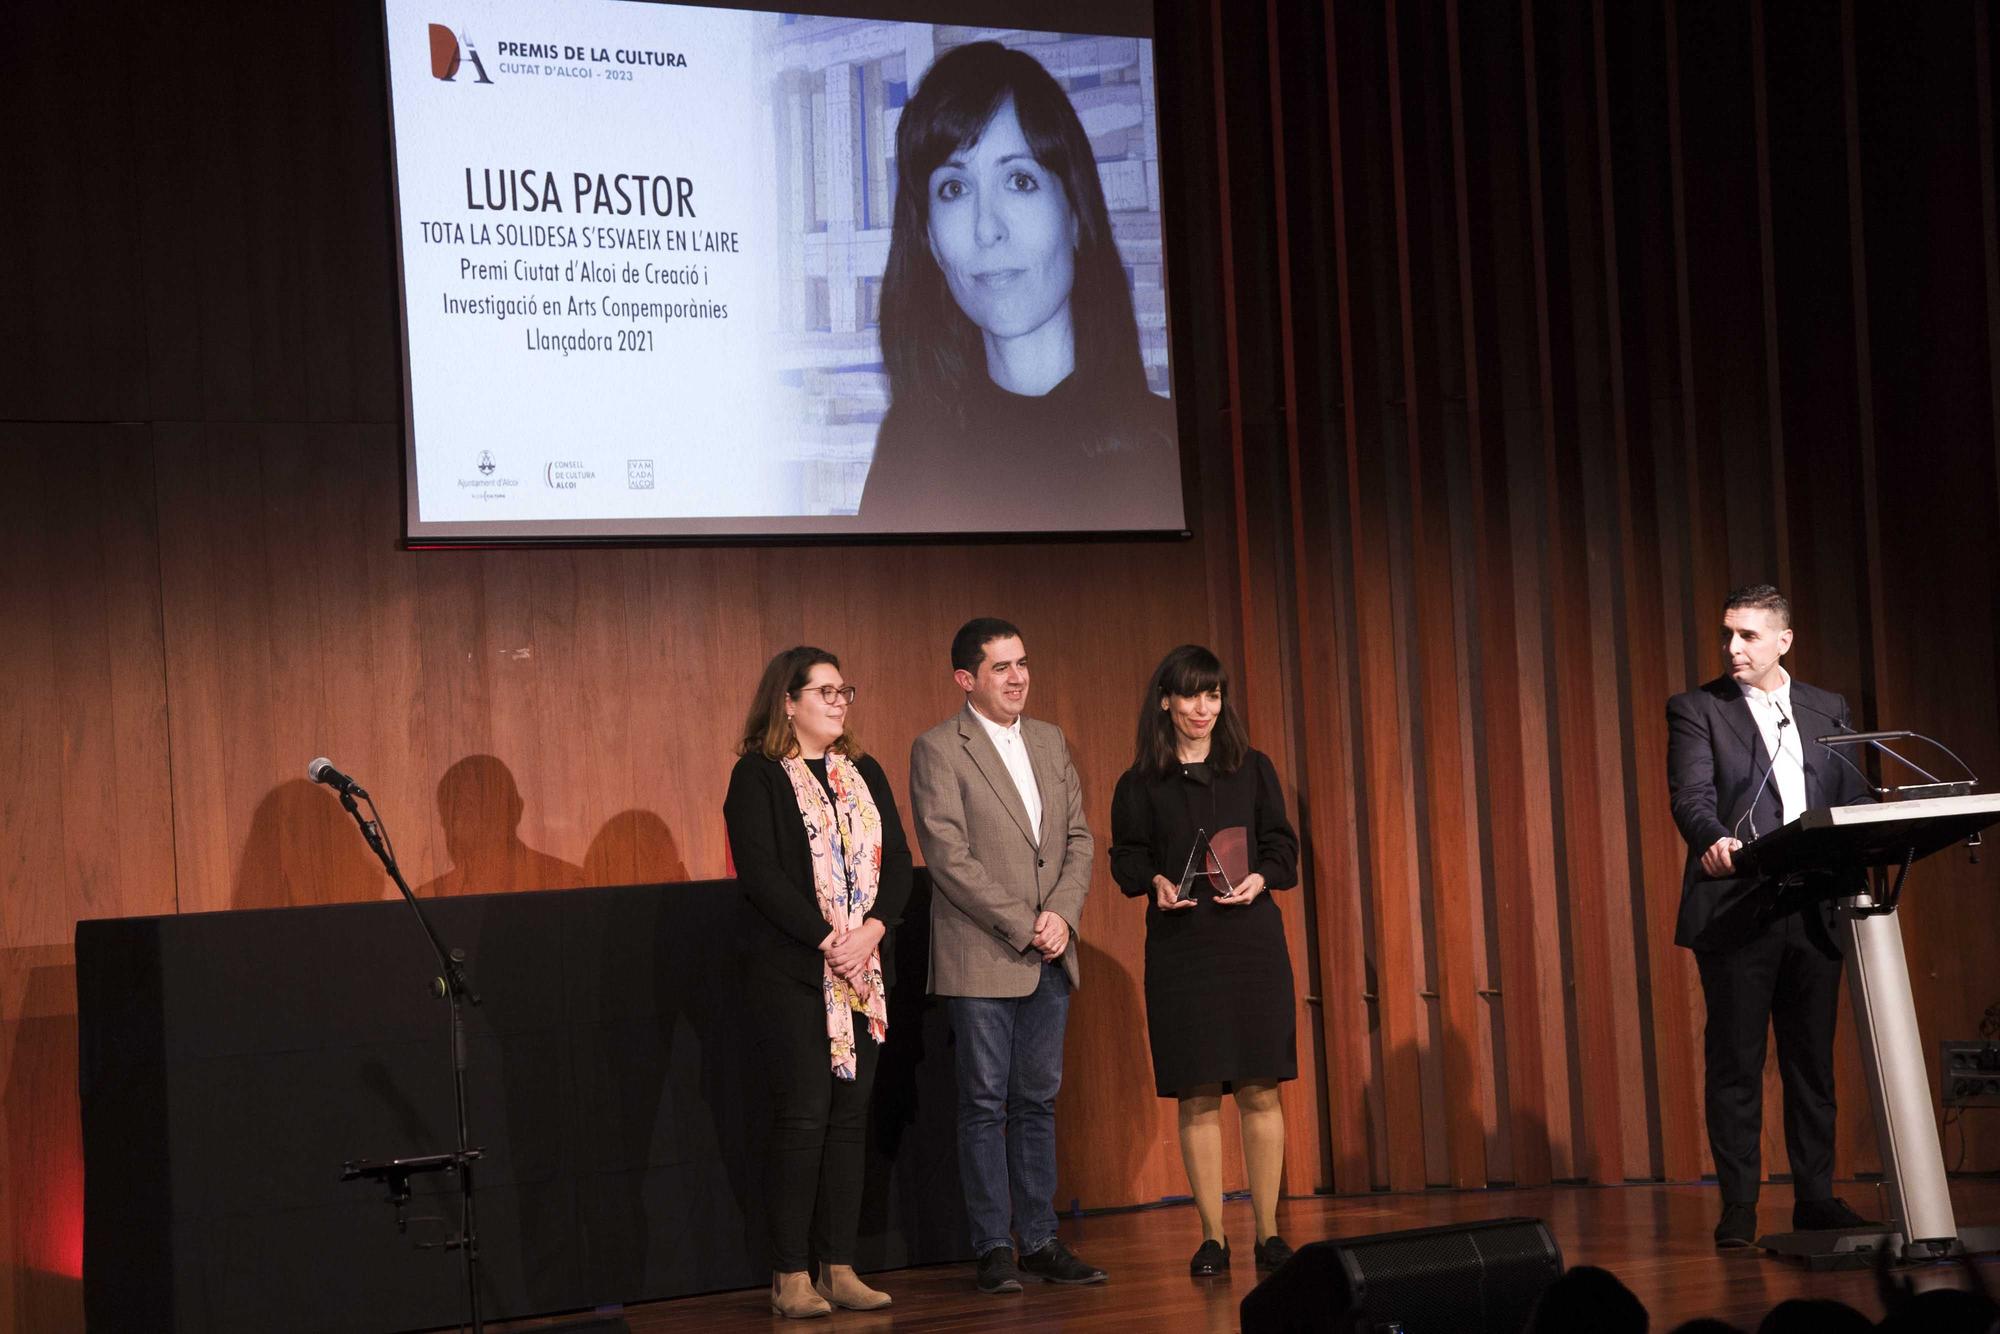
top-left (948, 961), bottom-right (1071, 1255)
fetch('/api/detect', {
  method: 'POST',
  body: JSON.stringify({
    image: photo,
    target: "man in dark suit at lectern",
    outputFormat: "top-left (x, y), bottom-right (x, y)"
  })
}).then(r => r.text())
top-left (1666, 584), bottom-right (1876, 1249)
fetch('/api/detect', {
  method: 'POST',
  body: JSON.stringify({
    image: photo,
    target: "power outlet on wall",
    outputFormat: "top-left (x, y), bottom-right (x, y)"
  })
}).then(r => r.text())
top-left (1940, 1041), bottom-right (2000, 1108)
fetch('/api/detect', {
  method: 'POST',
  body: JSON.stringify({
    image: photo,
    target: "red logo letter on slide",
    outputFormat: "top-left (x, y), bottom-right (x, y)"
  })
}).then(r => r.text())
top-left (429, 24), bottom-right (462, 80)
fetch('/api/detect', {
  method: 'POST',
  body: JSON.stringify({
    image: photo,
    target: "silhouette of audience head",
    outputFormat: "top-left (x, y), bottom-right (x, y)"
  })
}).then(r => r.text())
top-left (1876, 1286), bottom-right (1999, 1334)
top-left (1755, 1298), bottom-right (1871, 1334)
top-left (1525, 1264), bottom-right (1649, 1334)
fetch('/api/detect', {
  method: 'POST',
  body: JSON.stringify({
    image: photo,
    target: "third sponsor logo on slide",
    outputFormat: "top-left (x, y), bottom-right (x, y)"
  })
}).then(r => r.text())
top-left (627, 459), bottom-right (655, 490)
top-left (546, 461), bottom-right (597, 491)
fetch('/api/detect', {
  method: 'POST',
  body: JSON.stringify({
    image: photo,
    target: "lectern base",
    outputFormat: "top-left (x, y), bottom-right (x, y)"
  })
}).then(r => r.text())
top-left (1754, 1225), bottom-right (2000, 1270)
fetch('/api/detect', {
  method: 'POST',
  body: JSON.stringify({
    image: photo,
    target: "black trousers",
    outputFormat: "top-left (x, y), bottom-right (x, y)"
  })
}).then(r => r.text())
top-left (750, 966), bottom-right (880, 1272)
top-left (1695, 908), bottom-right (1843, 1205)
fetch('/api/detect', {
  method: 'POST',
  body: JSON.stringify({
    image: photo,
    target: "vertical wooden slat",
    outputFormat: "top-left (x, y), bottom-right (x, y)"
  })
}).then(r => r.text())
top-left (1389, 0), bottom-right (1490, 1190)
top-left (1380, 0), bottom-right (1447, 1189)
top-left (1521, 0), bottom-right (1602, 1184)
top-left (1313, 0), bottom-right (1390, 1193)
top-left (1841, 0), bottom-right (1890, 726)
top-left (1441, 0), bottom-right (1514, 1183)
top-left (1211, 0), bottom-right (1257, 668)
top-left (1663, 0), bottom-right (1713, 694)
top-left (1539, 0), bottom-right (1639, 1183)
top-left (1749, 0), bottom-right (1791, 590)
top-left (1978, 2), bottom-right (2000, 569)
top-left (1592, 0), bottom-right (1678, 1182)
top-left (1257, 0), bottom-right (1334, 1197)
top-left (1451, 0), bottom-right (1569, 1188)
top-left (1335, 0), bottom-right (1431, 1196)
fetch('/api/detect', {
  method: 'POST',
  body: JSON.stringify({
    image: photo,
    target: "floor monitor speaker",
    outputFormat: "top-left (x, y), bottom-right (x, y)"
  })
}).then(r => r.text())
top-left (1240, 1215), bottom-right (1563, 1334)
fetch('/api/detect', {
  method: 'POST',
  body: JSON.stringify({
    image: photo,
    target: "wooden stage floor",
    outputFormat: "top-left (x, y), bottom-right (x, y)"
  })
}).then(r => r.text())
top-left (494, 1179), bottom-right (2000, 1332)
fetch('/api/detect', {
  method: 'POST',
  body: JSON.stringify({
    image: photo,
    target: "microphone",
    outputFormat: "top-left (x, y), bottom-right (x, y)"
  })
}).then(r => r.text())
top-left (1786, 698), bottom-right (1891, 797)
top-left (1732, 711), bottom-right (1790, 844)
top-left (307, 757), bottom-right (368, 799)
top-left (1816, 729), bottom-right (1915, 746)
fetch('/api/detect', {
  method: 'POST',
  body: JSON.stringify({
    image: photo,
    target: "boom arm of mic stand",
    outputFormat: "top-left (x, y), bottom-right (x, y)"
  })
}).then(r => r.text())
top-left (1833, 732), bottom-right (1980, 792)
top-left (1816, 737), bottom-right (1890, 799)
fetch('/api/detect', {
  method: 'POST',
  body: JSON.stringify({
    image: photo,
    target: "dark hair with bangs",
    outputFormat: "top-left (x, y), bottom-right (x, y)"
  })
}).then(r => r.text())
top-left (1133, 645), bottom-right (1250, 777)
top-left (878, 40), bottom-right (1150, 432)
top-left (737, 646), bottom-right (865, 762)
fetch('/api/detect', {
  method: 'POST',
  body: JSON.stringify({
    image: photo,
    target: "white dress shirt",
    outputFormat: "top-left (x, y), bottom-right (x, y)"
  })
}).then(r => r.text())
top-left (1739, 669), bottom-right (1807, 831)
top-left (971, 706), bottom-right (1042, 845)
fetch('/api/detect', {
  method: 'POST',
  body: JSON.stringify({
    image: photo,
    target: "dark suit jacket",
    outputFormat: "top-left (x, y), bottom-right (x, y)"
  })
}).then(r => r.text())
top-left (1666, 674), bottom-right (1871, 952)
top-left (722, 752), bottom-right (913, 989)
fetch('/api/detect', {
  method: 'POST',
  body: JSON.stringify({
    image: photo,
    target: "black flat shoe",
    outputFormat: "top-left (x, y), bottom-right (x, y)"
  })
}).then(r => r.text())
top-left (1254, 1235), bottom-right (1295, 1272)
top-left (1189, 1238), bottom-right (1230, 1276)
top-left (1714, 1202), bottom-right (1758, 1249)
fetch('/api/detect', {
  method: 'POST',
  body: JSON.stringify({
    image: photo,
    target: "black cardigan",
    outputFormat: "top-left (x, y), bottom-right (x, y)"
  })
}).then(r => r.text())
top-left (1108, 748), bottom-right (1299, 902)
top-left (723, 751), bottom-right (914, 988)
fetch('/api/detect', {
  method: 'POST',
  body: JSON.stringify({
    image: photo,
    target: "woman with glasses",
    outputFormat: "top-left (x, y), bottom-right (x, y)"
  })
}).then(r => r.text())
top-left (724, 647), bottom-right (912, 1317)
top-left (1109, 644), bottom-right (1300, 1279)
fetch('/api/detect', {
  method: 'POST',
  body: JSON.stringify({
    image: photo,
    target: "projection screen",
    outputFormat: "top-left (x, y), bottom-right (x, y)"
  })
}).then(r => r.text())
top-left (383, 0), bottom-right (1186, 542)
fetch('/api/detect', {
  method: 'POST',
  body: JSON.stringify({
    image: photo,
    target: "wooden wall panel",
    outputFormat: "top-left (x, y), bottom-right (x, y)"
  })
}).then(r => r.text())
top-left (1269, 0), bottom-right (1380, 1197)
top-left (1605, 0), bottom-right (1715, 1187)
top-left (1853, 0), bottom-right (2000, 1178)
top-left (0, 427), bottom-right (175, 1334)
top-left (1452, 0), bottom-right (1573, 1189)
top-left (133, 2), bottom-right (400, 424)
top-left (1255, 0), bottom-right (2000, 1200)
top-left (1396, 0), bottom-right (1496, 1191)
top-left (1253, 0), bottom-right (1338, 1198)
top-left (0, 10), bottom-right (150, 422)
top-left (0, 428), bottom-right (177, 938)
top-left (148, 413), bottom-right (1225, 1209)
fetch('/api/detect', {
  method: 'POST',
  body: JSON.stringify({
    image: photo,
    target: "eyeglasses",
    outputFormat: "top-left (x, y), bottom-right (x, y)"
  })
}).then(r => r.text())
top-left (793, 684), bottom-right (857, 705)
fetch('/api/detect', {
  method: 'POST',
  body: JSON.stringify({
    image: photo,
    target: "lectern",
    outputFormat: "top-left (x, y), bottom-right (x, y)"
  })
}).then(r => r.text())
top-left (1737, 792), bottom-right (2000, 1267)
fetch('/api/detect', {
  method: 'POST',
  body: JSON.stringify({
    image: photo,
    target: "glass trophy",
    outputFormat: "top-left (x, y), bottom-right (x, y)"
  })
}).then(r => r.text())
top-left (1173, 825), bottom-right (1251, 902)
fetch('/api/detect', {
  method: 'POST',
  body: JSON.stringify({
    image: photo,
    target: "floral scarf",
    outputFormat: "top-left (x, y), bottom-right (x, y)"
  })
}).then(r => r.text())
top-left (780, 753), bottom-right (888, 1079)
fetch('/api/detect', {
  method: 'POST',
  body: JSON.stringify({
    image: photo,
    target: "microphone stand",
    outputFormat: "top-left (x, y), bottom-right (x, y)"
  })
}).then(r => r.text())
top-left (334, 786), bottom-right (486, 1334)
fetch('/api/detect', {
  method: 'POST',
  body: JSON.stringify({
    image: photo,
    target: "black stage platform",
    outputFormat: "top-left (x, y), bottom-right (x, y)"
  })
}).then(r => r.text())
top-left (76, 875), bottom-right (968, 1333)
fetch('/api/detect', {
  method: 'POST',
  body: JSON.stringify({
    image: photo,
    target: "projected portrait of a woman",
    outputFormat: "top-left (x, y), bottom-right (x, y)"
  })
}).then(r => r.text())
top-left (860, 41), bottom-right (1181, 532)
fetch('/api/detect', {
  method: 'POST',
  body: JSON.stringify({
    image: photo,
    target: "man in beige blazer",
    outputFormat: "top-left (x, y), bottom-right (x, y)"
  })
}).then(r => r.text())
top-left (909, 617), bottom-right (1106, 1294)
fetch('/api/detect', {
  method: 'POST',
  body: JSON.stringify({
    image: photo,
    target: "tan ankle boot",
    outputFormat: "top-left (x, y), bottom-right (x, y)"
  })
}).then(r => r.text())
top-left (770, 1270), bottom-right (831, 1318)
top-left (815, 1263), bottom-right (893, 1310)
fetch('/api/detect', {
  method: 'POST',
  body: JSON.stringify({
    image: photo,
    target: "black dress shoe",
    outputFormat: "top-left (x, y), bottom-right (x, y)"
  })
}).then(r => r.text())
top-left (1793, 1196), bottom-right (1879, 1231)
top-left (1714, 1202), bottom-right (1758, 1249)
top-left (1189, 1238), bottom-right (1230, 1276)
top-left (975, 1246), bottom-right (1023, 1294)
top-left (1254, 1235), bottom-right (1295, 1272)
top-left (1019, 1237), bottom-right (1108, 1285)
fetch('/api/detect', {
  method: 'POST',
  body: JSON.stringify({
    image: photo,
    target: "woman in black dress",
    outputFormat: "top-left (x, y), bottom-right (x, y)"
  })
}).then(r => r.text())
top-left (724, 647), bottom-right (912, 1317)
top-left (1109, 644), bottom-right (1300, 1277)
